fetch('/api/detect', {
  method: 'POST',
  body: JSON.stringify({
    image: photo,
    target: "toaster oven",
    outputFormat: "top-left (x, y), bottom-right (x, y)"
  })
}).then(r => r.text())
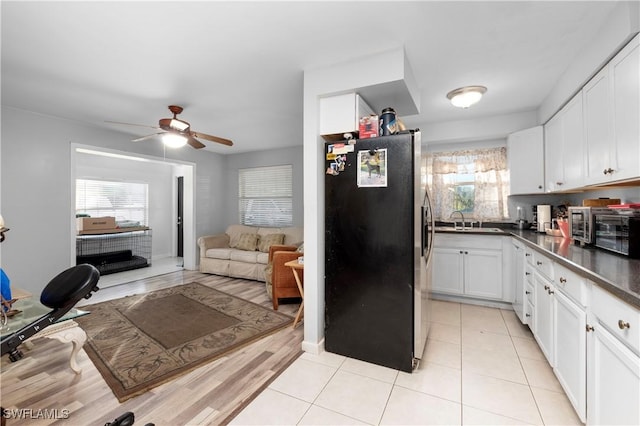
top-left (568, 207), bottom-right (611, 245)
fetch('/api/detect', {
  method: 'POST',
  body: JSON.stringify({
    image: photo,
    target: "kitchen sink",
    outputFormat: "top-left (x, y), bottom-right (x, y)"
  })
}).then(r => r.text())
top-left (434, 226), bottom-right (505, 233)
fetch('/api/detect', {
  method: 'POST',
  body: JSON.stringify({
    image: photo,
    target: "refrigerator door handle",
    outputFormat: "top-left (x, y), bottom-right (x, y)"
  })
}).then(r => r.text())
top-left (423, 190), bottom-right (436, 268)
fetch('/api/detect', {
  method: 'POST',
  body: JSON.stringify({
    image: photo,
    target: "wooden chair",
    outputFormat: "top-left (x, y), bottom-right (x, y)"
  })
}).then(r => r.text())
top-left (267, 245), bottom-right (302, 310)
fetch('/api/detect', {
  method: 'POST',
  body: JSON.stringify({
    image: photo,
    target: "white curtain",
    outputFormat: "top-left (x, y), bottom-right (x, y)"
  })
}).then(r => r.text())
top-left (426, 147), bottom-right (509, 222)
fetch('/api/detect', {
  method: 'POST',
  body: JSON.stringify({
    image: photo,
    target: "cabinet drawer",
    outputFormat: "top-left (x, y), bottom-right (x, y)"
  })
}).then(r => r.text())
top-left (527, 299), bottom-right (535, 331)
top-left (554, 263), bottom-right (588, 306)
top-left (525, 247), bottom-right (535, 265)
top-left (532, 251), bottom-right (554, 281)
top-left (525, 281), bottom-right (535, 306)
top-left (525, 264), bottom-right (534, 285)
top-left (591, 285), bottom-right (640, 353)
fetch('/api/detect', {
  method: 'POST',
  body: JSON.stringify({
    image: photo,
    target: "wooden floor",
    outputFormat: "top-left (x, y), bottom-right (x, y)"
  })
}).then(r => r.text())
top-left (0, 270), bottom-right (304, 425)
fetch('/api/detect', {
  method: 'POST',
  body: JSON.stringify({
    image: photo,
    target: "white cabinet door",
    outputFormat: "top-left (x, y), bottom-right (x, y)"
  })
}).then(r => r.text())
top-left (561, 92), bottom-right (585, 190)
top-left (319, 93), bottom-right (375, 136)
top-left (545, 113), bottom-right (564, 192)
top-left (609, 34), bottom-right (640, 182)
top-left (554, 290), bottom-right (587, 422)
top-left (587, 322), bottom-right (640, 426)
top-left (583, 66), bottom-right (612, 185)
top-left (534, 272), bottom-right (554, 365)
top-left (507, 126), bottom-right (545, 194)
top-left (464, 248), bottom-right (503, 300)
top-left (432, 247), bottom-right (464, 295)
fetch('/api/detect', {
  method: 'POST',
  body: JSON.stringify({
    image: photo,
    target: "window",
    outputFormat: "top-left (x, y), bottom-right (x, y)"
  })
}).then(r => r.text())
top-left (76, 179), bottom-right (149, 226)
top-left (426, 147), bottom-right (509, 221)
top-left (239, 165), bottom-right (293, 227)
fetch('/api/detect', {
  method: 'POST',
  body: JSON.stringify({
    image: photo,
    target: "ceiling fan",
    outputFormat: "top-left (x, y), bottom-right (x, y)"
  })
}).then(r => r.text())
top-left (106, 105), bottom-right (233, 148)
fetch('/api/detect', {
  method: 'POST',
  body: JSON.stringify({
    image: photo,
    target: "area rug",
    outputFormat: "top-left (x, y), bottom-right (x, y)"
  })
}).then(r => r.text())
top-left (75, 282), bottom-right (293, 402)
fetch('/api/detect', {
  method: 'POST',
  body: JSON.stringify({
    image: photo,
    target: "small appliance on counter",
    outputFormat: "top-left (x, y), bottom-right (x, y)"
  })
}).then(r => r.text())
top-left (568, 206), bottom-right (611, 245)
top-left (536, 205), bottom-right (551, 232)
top-left (594, 213), bottom-right (640, 258)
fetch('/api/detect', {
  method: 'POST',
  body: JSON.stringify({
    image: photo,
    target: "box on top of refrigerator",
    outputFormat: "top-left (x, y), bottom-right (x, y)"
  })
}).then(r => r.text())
top-left (359, 115), bottom-right (379, 139)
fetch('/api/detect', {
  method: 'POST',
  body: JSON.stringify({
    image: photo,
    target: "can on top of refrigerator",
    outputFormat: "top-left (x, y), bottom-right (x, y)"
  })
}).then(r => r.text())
top-left (380, 107), bottom-right (397, 136)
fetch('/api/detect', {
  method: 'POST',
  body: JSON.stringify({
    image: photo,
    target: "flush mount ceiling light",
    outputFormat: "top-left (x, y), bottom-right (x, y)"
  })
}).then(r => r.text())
top-left (163, 133), bottom-right (188, 148)
top-left (446, 86), bottom-right (487, 108)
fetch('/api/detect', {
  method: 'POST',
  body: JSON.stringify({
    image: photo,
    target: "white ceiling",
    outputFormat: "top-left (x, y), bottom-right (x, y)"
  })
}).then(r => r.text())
top-left (1, 1), bottom-right (620, 154)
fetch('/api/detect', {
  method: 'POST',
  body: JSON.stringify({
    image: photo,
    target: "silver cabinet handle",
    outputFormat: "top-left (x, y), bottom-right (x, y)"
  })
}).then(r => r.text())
top-left (618, 320), bottom-right (631, 329)
top-left (559, 277), bottom-right (567, 284)
top-left (586, 324), bottom-right (594, 332)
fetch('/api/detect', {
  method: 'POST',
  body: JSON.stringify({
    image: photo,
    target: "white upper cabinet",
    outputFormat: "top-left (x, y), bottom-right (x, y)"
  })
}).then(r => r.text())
top-left (544, 111), bottom-right (566, 192)
top-left (583, 65), bottom-right (612, 185)
top-left (584, 34), bottom-right (640, 184)
top-left (319, 93), bottom-right (375, 139)
top-left (507, 126), bottom-right (545, 194)
top-left (546, 34), bottom-right (639, 191)
top-left (545, 92), bottom-right (585, 192)
top-left (609, 33), bottom-right (640, 182)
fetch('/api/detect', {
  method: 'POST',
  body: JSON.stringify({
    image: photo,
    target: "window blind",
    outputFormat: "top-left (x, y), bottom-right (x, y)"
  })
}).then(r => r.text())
top-left (239, 165), bottom-right (293, 227)
top-left (76, 179), bottom-right (149, 226)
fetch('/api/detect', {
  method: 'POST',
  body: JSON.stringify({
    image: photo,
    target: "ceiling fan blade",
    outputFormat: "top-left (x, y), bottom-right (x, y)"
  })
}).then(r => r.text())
top-left (106, 120), bottom-right (160, 130)
top-left (186, 136), bottom-right (206, 149)
top-left (132, 132), bottom-right (164, 142)
top-left (191, 131), bottom-right (233, 147)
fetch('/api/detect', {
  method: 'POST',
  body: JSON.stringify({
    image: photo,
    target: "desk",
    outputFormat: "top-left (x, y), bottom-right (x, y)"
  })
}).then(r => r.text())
top-left (284, 260), bottom-right (304, 328)
top-left (1, 298), bottom-right (89, 374)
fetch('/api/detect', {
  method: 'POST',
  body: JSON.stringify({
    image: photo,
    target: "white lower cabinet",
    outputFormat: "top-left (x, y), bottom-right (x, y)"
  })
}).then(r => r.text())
top-left (586, 322), bottom-right (640, 425)
top-left (533, 272), bottom-right (555, 364)
top-left (432, 234), bottom-right (504, 301)
top-left (587, 283), bottom-right (640, 426)
top-left (554, 290), bottom-right (587, 423)
top-left (512, 240), bottom-right (526, 322)
top-left (528, 245), bottom-right (588, 422)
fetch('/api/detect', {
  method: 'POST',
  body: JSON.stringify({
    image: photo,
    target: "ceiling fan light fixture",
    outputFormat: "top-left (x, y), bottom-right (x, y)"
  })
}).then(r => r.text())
top-left (169, 118), bottom-right (190, 132)
top-left (163, 133), bottom-right (188, 148)
top-left (446, 86), bottom-right (487, 108)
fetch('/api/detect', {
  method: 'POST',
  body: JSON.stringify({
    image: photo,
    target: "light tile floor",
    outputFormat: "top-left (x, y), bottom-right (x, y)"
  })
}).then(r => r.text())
top-left (230, 300), bottom-right (583, 425)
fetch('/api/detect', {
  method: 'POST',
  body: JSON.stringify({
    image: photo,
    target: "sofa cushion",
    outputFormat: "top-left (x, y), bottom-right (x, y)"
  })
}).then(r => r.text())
top-left (258, 233), bottom-right (285, 253)
top-left (230, 249), bottom-right (259, 263)
top-left (233, 233), bottom-right (259, 251)
top-left (226, 224), bottom-right (258, 247)
top-left (256, 252), bottom-right (269, 265)
top-left (205, 248), bottom-right (233, 260)
top-left (257, 226), bottom-right (303, 247)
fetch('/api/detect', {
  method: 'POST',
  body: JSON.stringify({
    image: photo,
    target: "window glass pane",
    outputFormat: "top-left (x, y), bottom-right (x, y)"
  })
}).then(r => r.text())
top-left (427, 147), bottom-right (509, 221)
top-left (76, 179), bottom-right (148, 225)
top-left (239, 165), bottom-right (293, 227)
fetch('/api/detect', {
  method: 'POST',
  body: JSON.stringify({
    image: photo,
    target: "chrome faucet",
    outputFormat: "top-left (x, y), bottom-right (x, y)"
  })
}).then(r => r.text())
top-left (450, 210), bottom-right (466, 230)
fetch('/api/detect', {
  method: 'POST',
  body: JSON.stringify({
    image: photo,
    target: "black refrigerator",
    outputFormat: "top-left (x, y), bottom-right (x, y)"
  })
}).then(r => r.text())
top-left (324, 130), bottom-right (434, 373)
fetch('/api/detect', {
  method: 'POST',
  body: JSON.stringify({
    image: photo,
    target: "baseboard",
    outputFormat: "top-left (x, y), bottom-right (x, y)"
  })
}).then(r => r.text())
top-left (431, 293), bottom-right (514, 310)
top-left (301, 337), bottom-right (324, 355)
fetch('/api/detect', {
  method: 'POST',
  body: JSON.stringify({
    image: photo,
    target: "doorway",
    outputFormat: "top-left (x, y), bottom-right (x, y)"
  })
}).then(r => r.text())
top-left (177, 176), bottom-right (184, 258)
top-left (71, 145), bottom-right (196, 286)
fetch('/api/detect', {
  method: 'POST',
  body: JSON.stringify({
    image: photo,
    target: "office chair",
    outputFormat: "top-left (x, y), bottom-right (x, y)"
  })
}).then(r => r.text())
top-left (0, 263), bottom-right (100, 361)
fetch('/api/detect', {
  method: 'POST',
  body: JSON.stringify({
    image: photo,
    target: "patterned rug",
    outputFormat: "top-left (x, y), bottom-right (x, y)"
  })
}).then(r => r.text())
top-left (75, 282), bottom-right (293, 402)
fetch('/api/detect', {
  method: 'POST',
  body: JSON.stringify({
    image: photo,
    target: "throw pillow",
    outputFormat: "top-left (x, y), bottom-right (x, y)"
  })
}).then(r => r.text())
top-left (258, 233), bottom-right (285, 253)
top-left (234, 233), bottom-right (259, 251)
top-left (264, 263), bottom-right (273, 300)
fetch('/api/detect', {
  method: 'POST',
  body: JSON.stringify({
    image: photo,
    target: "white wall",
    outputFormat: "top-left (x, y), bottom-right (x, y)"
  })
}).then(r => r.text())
top-left (1, 106), bottom-right (228, 295)
top-left (223, 146), bottom-right (304, 227)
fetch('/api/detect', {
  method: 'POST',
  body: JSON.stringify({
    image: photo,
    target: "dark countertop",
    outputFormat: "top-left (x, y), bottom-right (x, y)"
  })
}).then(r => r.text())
top-left (510, 230), bottom-right (640, 309)
top-left (434, 226), bottom-right (640, 309)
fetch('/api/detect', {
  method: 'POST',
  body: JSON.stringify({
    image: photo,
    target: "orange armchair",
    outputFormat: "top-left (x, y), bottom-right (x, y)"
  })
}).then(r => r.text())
top-left (267, 244), bottom-right (302, 310)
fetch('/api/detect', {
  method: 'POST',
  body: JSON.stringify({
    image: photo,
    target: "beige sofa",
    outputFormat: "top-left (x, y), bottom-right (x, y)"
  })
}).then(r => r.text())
top-left (197, 224), bottom-right (303, 282)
